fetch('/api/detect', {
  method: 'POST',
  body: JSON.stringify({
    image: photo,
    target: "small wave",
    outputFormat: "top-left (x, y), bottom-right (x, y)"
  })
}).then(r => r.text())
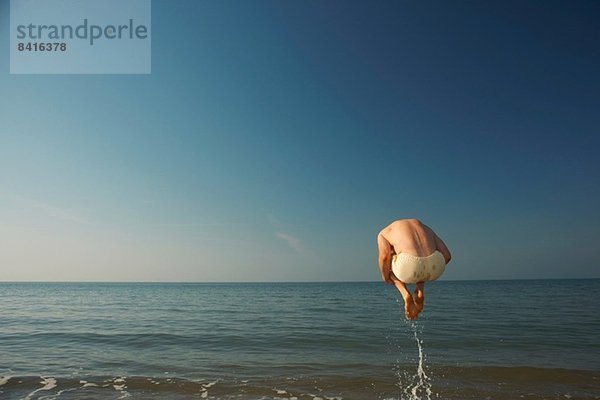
top-left (0, 370), bottom-right (598, 400)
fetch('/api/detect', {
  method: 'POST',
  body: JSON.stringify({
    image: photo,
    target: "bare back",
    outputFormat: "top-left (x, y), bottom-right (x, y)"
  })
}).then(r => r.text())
top-left (379, 219), bottom-right (446, 259)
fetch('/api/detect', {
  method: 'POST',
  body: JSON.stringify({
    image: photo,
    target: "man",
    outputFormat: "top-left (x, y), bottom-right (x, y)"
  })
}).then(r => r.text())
top-left (377, 219), bottom-right (451, 320)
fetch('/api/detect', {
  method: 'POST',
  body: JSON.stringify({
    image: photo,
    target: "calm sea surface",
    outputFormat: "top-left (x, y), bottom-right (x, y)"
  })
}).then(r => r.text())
top-left (0, 280), bottom-right (598, 399)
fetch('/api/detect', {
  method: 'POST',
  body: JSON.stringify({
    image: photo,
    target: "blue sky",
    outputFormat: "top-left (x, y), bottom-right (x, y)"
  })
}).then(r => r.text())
top-left (1, 0), bottom-right (599, 282)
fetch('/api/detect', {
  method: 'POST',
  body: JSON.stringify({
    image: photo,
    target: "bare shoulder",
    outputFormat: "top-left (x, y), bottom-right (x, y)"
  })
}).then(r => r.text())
top-left (420, 221), bottom-right (435, 234)
top-left (379, 220), bottom-right (398, 236)
top-left (381, 219), bottom-right (419, 236)
top-left (388, 219), bottom-right (413, 228)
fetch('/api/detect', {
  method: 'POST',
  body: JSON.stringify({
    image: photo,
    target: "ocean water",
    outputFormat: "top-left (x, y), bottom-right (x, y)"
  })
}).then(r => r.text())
top-left (0, 280), bottom-right (598, 400)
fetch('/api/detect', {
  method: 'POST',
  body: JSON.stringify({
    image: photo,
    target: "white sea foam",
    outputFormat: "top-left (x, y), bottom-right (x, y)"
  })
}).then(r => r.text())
top-left (49, 387), bottom-right (78, 399)
top-left (110, 376), bottom-right (130, 398)
top-left (24, 377), bottom-right (57, 399)
top-left (197, 379), bottom-right (217, 398)
top-left (41, 377), bottom-right (57, 390)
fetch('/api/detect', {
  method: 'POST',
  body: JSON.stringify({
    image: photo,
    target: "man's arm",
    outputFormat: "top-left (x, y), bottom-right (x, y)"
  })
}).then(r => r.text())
top-left (377, 233), bottom-right (394, 284)
top-left (434, 233), bottom-right (451, 264)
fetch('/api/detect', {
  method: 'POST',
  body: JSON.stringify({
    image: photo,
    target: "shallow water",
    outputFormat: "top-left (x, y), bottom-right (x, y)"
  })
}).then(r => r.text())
top-left (1, 280), bottom-right (599, 399)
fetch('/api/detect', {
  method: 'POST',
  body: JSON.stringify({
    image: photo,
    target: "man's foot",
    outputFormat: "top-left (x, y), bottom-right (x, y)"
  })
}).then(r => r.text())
top-left (403, 295), bottom-right (419, 320)
top-left (414, 283), bottom-right (425, 315)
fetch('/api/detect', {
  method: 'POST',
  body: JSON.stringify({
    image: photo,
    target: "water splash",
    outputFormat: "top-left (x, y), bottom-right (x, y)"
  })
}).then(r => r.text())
top-left (406, 321), bottom-right (432, 400)
top-left (392, 300), bottom-right (434, 400)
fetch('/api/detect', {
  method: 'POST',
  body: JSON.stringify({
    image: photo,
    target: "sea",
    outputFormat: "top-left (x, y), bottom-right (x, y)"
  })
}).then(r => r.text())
top-left (0, 280), bottom-right (598, 400)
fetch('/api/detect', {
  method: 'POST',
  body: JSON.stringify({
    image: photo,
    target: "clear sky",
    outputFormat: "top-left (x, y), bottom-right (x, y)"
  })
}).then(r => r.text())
top-left (1, 0), bottom-right (599, 282)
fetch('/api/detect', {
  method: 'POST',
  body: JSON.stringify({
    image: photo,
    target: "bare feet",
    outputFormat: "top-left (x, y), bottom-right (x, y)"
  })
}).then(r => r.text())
top-left (414, 282), bottom-right (425, 315)
top-left (403, 295), bottom-right (419, 320)
top-left (391, 277), bottom-right (421, 320)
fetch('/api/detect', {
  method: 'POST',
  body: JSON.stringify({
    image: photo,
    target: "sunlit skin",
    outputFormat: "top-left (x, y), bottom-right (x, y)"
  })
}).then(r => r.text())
top-left (377, 219), bottom-right (451, 320)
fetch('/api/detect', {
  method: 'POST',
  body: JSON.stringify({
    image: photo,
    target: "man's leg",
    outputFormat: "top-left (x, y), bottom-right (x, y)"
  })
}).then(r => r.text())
top-left (414, 282), bottom-right (425, 315)
top-left (391, 275), bottom-right (419, 320)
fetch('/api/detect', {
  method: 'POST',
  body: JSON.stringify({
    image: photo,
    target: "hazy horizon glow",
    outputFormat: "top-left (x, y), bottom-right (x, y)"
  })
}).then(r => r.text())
top-left (1, 0), bottom-right (599, 282)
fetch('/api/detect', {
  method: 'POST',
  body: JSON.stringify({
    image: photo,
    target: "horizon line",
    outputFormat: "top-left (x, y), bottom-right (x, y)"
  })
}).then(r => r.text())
top-left (0, 277), bottom-right (598, 284)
